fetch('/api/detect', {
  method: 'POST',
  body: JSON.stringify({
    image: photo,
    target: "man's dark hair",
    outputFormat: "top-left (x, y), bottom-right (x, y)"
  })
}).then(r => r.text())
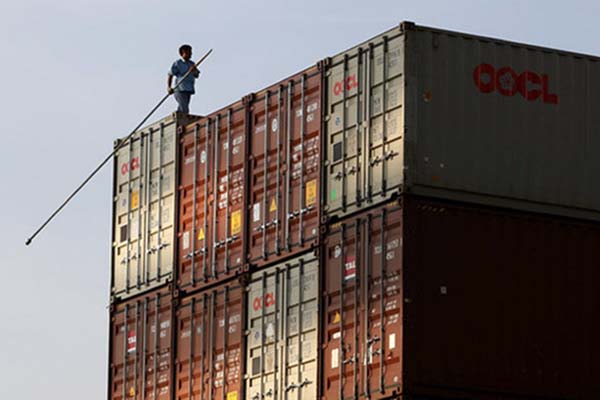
top-left (179, 44), bottom-right (192, 55)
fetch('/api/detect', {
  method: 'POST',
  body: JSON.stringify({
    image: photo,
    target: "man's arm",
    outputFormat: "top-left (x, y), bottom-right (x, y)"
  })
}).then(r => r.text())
top-left (187, 61), bottom-right (200, 78)
top-left (167, 74), bottom-right (174, 94)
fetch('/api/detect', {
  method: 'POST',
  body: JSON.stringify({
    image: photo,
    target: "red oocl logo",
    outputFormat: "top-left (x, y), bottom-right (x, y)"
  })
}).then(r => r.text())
top-left (252, 292), bottom-right (275, 311)
top-left (473, 63), bottom-right (558, 105)
top-left (333, 74), bottom-right (358, 96)
top-left (121, 157), bottom-right (140, 175)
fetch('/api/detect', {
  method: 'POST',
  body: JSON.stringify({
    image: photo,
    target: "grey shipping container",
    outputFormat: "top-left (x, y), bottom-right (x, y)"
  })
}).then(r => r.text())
top-left (245, 253), bottom-right (319, 400)
top-left (323, 21), bottom-right (600, 221)
top-left (112, 112), bottom-right (199, 300)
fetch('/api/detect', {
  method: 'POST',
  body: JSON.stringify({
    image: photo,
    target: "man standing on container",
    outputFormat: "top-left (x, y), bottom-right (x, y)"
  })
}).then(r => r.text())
top-left (167, 44), bottom-right (200, 114)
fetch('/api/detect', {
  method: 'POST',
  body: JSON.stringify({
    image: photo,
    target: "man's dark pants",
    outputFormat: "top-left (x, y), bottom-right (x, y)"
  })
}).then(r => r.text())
top-left (174, 91), bottom-right (192, 114)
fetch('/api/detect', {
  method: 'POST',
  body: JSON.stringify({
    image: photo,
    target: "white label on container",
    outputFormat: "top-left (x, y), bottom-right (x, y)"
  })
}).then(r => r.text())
top-left (334, 245), bottom-right (342, 258)
top-left (332, 331), bottom-right (341, 340)
top-left (331, 348), bottom-right (339, 369)
top-left (344, 256), bottom-right (356, 281)
top-left (253, 203), bottom-right (260, 222)
top-left (389, 333), bottom-right (396, 350)
top-left (127, 331), bottom-right (136, 353)
top-left (200, 150), bottom-right (206, 164)
top-left (183, 231), bottom-right (190, 250)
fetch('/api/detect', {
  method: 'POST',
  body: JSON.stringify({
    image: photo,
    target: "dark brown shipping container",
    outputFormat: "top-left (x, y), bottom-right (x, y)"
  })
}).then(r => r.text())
top-left (321, 196), bottom-right (600, 400)
top-left (247, 66), bottom-right (323, 268)
top-left (108, 287), bottom-right (174, 400)
top-left (177, 102), bottom-right (249, 294)
top-left (402, 196), bottom-right (600, 400)
top-left (175, 281), bottom-right (245, 400)
top-left (321, 203), bottom-right (404, 400)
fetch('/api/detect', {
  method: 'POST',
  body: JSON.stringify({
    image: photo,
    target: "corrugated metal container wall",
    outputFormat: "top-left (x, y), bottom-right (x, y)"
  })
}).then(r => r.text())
top-left (402, 196), bottom-right (600, 399)
top-left (405, 24), bottom-right (600, 221)
top-left (244, 253), bottom-right (319, 400)
top-left (108, 287), bottom-right (173, 400)
top-left (323, 29), bottom-right (404, 219)
top-left (112, 112), bottom-right (199, 300)
top-left (175, 281), bottom-right (245, 400)
top-left (321, 203), bottom-right (403, 400)
top-left (177, 103), bottom-right (248, 294)
top-left (247, 66), bottom-right (323, 269)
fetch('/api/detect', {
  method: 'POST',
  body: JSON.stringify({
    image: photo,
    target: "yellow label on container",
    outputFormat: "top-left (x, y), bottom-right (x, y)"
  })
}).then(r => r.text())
top-left (129, 387), bottom-right (135, 397)
top-left (227, 391), bottom-right (238, 400)
top-left (269, 198), bottom-right (277, 213)
top-left (131, 191), bottom-right (139, 209)
top-left (333, 311), bottom-right (341, 323)
top-left (231, 210), bottom-right (242, 235)
top-left (198, 228), bottom-right (205, 241)
top-left (306, 179), bottom-right (317, 205)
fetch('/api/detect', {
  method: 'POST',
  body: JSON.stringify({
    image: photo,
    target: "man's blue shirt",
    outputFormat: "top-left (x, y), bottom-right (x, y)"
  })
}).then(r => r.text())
top-left (169, 59), bottom-right (197, 93)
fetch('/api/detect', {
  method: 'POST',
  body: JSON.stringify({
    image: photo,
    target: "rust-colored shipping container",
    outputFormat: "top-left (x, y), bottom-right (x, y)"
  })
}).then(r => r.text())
top-left (320, 196), bottom-right (600, 400)
top-left (175, 280), bottom-right (245, 400)
top-left (246, 66), bottom-right (323, 269)
top-left (177, 102), bottom-right (248, 294)
top-left (321, 203), bottom-right (404, 400)
top-left (402, 196), bottom-right (600, 400)
top-left (108, 286), bottom-right (174, 400)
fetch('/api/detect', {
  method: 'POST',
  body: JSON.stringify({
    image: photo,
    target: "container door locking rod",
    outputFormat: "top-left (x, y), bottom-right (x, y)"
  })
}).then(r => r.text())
top-left (25, 49), bottom-right (213, 246)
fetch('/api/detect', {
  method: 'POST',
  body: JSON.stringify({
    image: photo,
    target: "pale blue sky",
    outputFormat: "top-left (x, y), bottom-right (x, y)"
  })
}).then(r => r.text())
top-left (0, 0), bottom-right (598, 398)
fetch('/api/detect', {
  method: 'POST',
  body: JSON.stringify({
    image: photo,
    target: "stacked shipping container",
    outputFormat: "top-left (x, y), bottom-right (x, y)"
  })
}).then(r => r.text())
top-left (108, 22), bottom-right (600, 400)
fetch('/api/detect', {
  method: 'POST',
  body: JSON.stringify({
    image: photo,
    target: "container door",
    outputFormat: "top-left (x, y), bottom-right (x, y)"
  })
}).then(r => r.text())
top-left (245, 254), bottom-right (319, 400)
top-left (178, 119), bottom-right (213, 292)
top-left (324, 29), bottom-right (405, 219)
top-left (212, 107), bottom-right (248, 283)
top-left (175, 283), bottom-right (244, 400)
top-left (248, 68), bottom-right (322, 268)
top-left (109, 290), bottom-right (173, 400)
top-left (322, 204), bottom-right (403, 400)
top-left (113, 117), bottom-right (178, 300)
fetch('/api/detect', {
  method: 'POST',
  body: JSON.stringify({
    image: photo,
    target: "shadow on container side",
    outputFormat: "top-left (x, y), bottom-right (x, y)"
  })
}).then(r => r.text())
top-left (402, 195), bottom-right (600, 400)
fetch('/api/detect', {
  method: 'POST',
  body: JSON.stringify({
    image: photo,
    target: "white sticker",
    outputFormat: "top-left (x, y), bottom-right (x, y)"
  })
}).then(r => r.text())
top-left (271, 118), bottom-right (278, 132)
top-left (253, 203), bottom-right (261, 222)
top-left (183, 231), bottom-right (190, 250)
top-left (233, 136), bottom-right (243, 146)
top-left (389, 333), bottom-right (396, 350)
top-left (334, 245), bottom-right (341, 258)
top-left (331, 348), bottom-right (339, 369)
top-left (307, 102), bottom-right (318, 113)
top-left (200, 150), bottom-right (206, 164)
top-left (265, 323), bottom-right (275, 340)
top-left (332, 331), bottom-right (341, 340)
